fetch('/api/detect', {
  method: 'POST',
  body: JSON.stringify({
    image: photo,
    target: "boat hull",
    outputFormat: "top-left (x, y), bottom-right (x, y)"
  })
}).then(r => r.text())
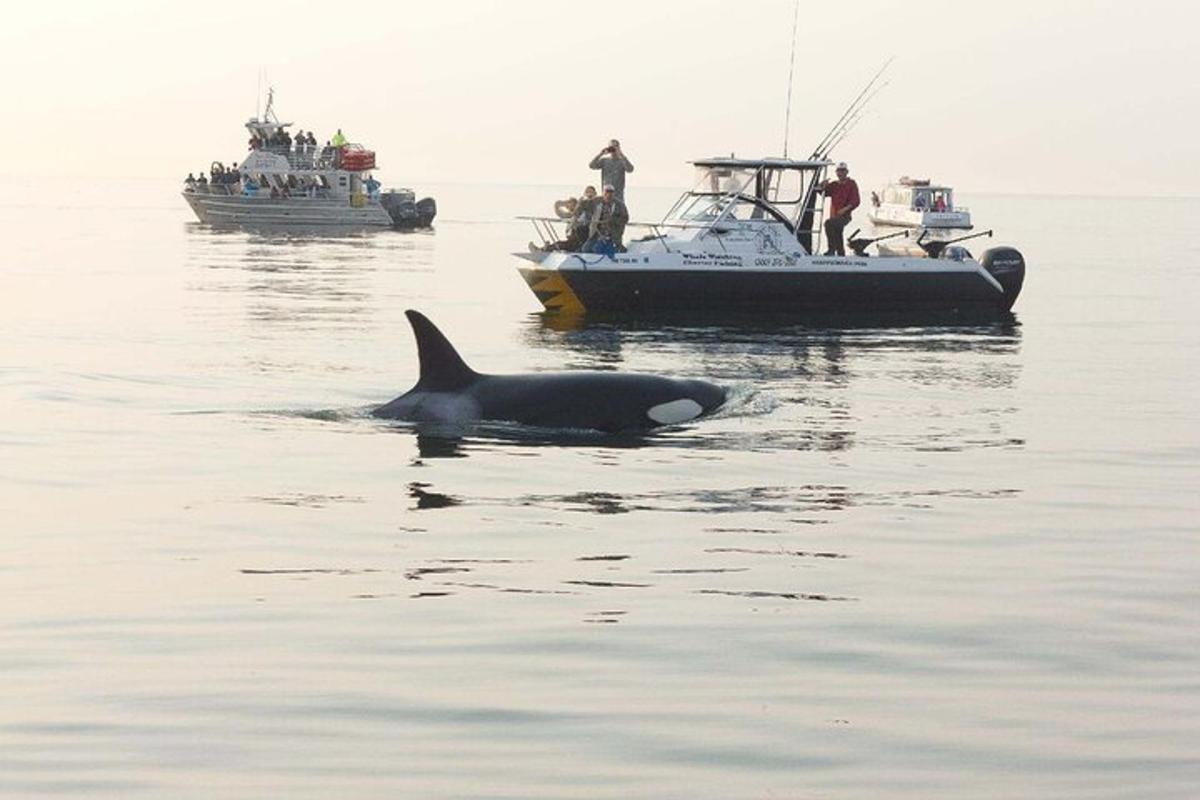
top-left (184, 192), bottom-right (394, 227)
top-left (518, 260), bottom-right (1020, 317)
top-left (868, 207), bottom-right (971, 229)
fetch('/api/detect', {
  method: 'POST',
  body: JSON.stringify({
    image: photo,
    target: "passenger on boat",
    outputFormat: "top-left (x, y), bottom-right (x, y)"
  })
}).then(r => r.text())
top-left (554, 196), bottom-right (578, 222)
top-left (196, 172), bottom-right (208, 187)
top-left (583, 185), bottom-right (629, 255)
top-left (248, 135), bottom-right (261, 150)
top-left (572, 186), bottom-right (598, 246)
top-left (588, 140), bottom-right (634, 202)
top-left (184, 173), bottom-right (196, 187)
top-left (933, 194), bottom-right (947, 212)
top-left (364, 175), bottom-right (381, 200)
top-left (242, 177), bottom-right (258, 196)
top-left (531, 186), bottom-right (598, 253)
top-left (819, 162), bottom-right (860, 257)
top-left (332, 129), bottom-right (347, 147)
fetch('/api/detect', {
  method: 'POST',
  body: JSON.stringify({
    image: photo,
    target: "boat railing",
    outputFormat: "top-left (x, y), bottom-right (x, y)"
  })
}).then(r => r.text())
top-left (519, 215), bottom-right (721, 253)
top-left (248, 144), bottom-right (359, 172)
top-left (185, 182), bottom-right (337, 200)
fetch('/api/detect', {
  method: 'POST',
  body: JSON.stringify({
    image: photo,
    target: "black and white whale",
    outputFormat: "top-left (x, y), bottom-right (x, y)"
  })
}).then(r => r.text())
top-left (372, 310), bottom-right (726, 433)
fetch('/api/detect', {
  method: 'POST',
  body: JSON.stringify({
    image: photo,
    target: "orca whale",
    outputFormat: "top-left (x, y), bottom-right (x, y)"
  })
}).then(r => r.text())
top-left (372, 310), bottom-right (726, 433)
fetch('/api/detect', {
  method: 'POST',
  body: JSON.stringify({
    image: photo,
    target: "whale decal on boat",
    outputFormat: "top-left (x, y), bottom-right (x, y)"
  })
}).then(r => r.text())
top-left (371, 310), bottom-right (727, 433)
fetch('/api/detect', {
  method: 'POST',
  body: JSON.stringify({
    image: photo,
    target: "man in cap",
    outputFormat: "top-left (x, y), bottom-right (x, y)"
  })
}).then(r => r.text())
top-left (588, 139), bottom-right (634, 202)
top-left (819, 161), bottom-right (860, 257)
top-left (583, 184), bottom-right (629, 255)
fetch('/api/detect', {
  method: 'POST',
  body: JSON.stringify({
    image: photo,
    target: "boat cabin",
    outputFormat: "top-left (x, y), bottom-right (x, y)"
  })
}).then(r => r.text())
top-left (882, 178), bottom-right (954, 212)
top-left (662, 157), bottom-right (833, 252)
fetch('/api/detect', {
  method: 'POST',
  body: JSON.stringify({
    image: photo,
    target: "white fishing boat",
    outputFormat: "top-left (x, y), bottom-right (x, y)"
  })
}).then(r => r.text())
top-left (514, 157), bottom-right (1024, 317)
top-left (182, 90), bottom-right (435, 229)
top-left (868, 177), bottom-right (971, 230)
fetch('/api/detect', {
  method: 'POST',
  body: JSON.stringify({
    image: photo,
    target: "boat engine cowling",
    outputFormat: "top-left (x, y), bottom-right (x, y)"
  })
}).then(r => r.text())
top-left (381, 192), bottom-right (418, 227)
top-left (980, 246), bottom-right (1025, 310)
top-left (416, 197), bottom-right (437, 228)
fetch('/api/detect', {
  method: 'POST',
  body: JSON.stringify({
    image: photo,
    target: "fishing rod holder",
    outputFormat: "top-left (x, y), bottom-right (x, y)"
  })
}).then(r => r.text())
top-left (848, 228), bottom-right (908, 257)
top-left (918, 228), bottom-right (994, 258)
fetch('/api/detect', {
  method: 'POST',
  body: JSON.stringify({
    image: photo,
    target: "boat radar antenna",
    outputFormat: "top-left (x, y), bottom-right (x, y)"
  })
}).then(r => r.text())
top-left (810, 57), bottom-right (894, 160)
top-left (781, 0), bottom-right (801, 158)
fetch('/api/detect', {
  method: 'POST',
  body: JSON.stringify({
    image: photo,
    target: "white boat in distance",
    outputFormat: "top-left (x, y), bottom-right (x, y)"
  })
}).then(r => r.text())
top-left (182, 91), bottom-right (435, 229)
top-left (868, 177), bottom-right (971, 230)
top-left (516, 157), bottom-right (1024, 316)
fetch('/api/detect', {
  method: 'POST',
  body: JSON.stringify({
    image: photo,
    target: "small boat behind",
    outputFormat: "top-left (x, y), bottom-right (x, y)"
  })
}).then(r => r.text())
top-left (182, 90), bottom-right (435, 230)
top-left (868, 177), bottom-right (970, 230)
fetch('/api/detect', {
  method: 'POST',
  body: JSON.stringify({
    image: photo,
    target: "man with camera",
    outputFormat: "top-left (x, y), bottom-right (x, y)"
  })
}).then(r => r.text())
top-left (588, 140), bottom-right (635, 202)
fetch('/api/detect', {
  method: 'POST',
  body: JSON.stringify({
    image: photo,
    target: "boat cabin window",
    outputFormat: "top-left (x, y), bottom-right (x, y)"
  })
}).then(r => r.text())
top-left (338, 176), bottom-right (347, 187)
top-left (762, 168), bottom-right (805, 204)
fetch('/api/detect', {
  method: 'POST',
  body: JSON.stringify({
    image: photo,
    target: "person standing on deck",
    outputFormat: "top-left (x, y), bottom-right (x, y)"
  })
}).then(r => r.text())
top-left (589, 140), bottom-right (634, 202)
top-left (819, 161), bottom-right (860, 257)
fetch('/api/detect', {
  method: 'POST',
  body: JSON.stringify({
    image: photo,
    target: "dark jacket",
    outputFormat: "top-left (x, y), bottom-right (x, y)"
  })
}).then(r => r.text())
top-left (590, 198), bottom-right (629, 240)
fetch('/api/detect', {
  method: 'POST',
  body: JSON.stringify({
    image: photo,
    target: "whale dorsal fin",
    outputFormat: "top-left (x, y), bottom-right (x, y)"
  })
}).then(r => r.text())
top-left (406, 310), bottom-right (479, 391)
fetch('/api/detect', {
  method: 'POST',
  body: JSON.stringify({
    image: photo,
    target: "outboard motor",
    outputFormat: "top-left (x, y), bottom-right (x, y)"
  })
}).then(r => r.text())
top-left (980, 246), bottom-right (1026, 310)
top-left (415, 197), bottom-right (437, 228)
top-left (381, 191), bottom-right (420, 228)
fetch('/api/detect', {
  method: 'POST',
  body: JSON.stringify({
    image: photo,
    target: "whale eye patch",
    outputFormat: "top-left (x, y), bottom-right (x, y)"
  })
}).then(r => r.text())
top-left (647, 398), bottom-right (704, 425)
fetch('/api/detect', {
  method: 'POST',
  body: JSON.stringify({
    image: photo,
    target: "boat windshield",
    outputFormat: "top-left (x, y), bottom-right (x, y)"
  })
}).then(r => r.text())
top-left (669, 192), bottom-right (785, 226)
top-left (692, 165), bottom-right (758, 196)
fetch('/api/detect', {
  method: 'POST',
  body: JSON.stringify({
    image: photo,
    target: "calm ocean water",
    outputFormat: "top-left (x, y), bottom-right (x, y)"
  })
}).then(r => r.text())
top-left (1, 178), bottom-right (1197, 798)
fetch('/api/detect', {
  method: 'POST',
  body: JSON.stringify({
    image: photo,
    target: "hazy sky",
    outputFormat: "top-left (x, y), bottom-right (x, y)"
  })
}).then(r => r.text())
top-left (1, 0), bottom-right (1195, 196)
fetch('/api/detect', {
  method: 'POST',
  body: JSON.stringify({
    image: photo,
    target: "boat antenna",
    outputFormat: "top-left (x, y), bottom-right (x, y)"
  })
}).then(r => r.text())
top-left (781, 0), bottom-right (801, 158)
top-left (810, 57), bottom-right (893, 159)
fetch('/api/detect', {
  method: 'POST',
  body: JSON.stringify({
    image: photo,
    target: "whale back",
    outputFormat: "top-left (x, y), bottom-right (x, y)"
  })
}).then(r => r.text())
top-left (406, 310), bottom-right (479, 391)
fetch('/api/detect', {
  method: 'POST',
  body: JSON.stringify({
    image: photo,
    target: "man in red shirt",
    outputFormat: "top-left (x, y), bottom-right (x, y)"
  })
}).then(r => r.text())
top-left (820, 162), bottom-right (860, 257)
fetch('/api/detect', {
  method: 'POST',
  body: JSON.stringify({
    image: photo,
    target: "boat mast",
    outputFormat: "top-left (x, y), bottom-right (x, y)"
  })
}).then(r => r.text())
top-left (781, 0), bottom-right (801, 159)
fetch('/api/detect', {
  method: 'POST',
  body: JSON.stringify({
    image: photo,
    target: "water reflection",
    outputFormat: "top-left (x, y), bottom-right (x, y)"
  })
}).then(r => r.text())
top-left (407, 481), bottom-right (461, 510)
top-left (185, 222), bottom-right (435, 333)
top-left (514, 311), bottom-right (1024, 454)
top-left (523, 310), bottom-right (1021, 368)
top-left (187, 221), bottom-right (435, 244)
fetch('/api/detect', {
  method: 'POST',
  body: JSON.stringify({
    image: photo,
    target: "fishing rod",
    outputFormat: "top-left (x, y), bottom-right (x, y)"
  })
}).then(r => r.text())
top-left (809, 57), bottom-right (894, 159)
top-left (819, 80), bottom-right (889, 159)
